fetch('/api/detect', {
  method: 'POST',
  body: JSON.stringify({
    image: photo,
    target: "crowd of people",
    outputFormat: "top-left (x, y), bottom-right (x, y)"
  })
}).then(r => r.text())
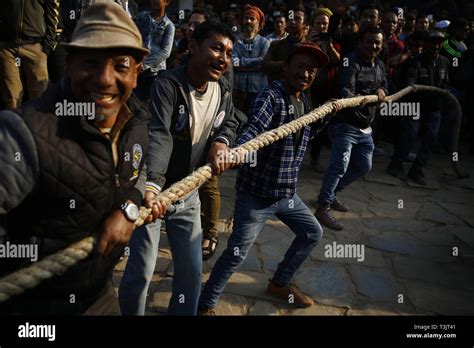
top-left (0, 0), bottom-right (473, 316)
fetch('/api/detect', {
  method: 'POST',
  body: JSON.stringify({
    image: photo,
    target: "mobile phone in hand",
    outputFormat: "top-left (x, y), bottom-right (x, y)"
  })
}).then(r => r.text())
top-left (311, 32), bottom-right (330, 41)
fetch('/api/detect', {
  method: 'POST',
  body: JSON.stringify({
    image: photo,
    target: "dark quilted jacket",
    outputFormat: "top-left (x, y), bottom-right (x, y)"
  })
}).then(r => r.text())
top-left (0, 79), bottom-right (149, 314)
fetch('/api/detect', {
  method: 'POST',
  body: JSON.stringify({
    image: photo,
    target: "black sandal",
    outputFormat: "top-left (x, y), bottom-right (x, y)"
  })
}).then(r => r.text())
top-left (202, 236), bottom-right (219, 260)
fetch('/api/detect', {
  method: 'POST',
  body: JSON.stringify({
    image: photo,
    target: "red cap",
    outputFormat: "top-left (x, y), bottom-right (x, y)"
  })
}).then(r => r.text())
top-left (287, 43), bottom-right (330, 67)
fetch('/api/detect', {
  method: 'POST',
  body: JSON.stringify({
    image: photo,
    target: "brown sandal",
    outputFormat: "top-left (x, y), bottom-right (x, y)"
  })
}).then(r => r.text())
top-left (202, 236), bottom-right (218, 260)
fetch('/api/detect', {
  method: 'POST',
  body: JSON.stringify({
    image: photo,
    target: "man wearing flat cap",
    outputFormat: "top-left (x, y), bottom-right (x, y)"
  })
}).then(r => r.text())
top-left (198, 43), bottom-right (336, 315)
top-left (0, 1), bottom-right (157, 315)
top-left (232, 4), bottom-right (270, 114)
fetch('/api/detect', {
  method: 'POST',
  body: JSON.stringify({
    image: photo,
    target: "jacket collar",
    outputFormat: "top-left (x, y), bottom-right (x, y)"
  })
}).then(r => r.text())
top-left (159, 63), bottom-right (232, 95)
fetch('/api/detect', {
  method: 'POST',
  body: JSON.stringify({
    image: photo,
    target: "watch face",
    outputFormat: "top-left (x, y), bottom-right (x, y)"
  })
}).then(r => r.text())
top-left (127, 204), bottom-right (140, 220)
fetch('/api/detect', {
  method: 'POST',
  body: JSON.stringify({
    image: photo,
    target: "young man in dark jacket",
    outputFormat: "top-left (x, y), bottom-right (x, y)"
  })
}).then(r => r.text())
top-left (387, 30), bottom-right (451, 185)
top-left (0, 2), bottom-right (152, 315)
top-left (119, 21), bottom-right (242, 316)
top-left (315, 27), bottom-right (388, 231)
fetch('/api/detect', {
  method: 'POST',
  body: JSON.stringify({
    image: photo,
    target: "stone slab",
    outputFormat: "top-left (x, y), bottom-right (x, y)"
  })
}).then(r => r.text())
top-left (346, 306), bottom-right (405, 316)
top-left (328, 225), bottom-right (363, 244)
top-left (362, 218), bottom-right (436, 233)
top-left (431, 188), bottom-right (474, 205)
top-left (366, 231), bottom-right (454, 261)
top-left (433, 200), bottom-right (474, 220)
top-left (406, 282), bottom-right (474, 315)
top-left (367, 200), bottom-right (422, 219)
top-left (393, 256), bottom-right (474, 291)
top-left (213, 293), bottom-right (251, 315)
top-left (349, 266), bottom-right (399, 302)
top-left (407, 226), bottom-right (459, 246)
top-left (406, 176), bottom-right (441, 190)
top-left (336, 183), bottom-right (372, 203)
top-left (158, 230), bottom-right (170, 250)
top-left (366, 184), bottom-right (430, 203)
top-left (443, 174), bottom-right (474, 190)
top-left (221, 271), bottom-right (276, 303)
top-left (335, 197), bottom-right (369, 214)
top-left (417, 202), bottom-right (465, 225)
top-left (149, 277), bottom-right (172, 313)
top-left (290, 303), bottom-right (346, 316)
top-left (294, 262), bottom-right (354, 308)
top-left (451, 225), bottom-right (474, 248)
top-left (260, 237), bottom-right (293, 272)
top-left (248, 301), bottom-right (283, 316)
top-left (364, 169), bottom-right (401, 186)
top-left (166, 262), bottom-right (174, 277)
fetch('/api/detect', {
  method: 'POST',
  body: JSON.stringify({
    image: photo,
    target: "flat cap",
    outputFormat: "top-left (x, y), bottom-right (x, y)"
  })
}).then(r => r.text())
top-left (63, 0), bottom-right (149, 57)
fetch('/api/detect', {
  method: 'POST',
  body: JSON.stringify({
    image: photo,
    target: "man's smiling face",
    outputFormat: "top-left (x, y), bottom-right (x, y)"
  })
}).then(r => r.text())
top-left (285, 52), bottom-right (319, 93)
top-left (67, 49), bottom-right (141, 123)
top-left (188, 33), bottom-right (234, 82)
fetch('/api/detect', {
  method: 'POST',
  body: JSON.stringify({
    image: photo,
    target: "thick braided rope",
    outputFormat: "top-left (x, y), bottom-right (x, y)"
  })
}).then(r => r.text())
top-left (1, 84), bottom-right (458, 302)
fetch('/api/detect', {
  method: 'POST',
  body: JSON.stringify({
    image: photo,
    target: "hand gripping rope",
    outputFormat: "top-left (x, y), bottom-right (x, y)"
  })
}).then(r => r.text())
top-left (0, 85), bottom-right (467, 303)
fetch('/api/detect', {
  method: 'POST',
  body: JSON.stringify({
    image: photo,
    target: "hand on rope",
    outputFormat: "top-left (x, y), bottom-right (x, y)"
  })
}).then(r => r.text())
top-left (97, 209), bottom-right (135, 255)
top-left (206, 141), bottom-right (234, 175)
top-left (376, 88), bottom-right (386, 102)
top-left (143, 191), bottom-right (168, 224)
top-left (328, 98), bottom-right (343, 115)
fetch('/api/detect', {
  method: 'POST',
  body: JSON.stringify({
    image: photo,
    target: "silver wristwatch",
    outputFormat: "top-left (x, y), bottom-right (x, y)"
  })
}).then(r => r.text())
top-left (122, 202), bottom-right (140, 222)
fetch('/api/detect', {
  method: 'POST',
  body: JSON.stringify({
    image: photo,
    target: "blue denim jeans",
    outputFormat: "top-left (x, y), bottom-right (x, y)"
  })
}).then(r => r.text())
top-left (198, 191), bottom-right (323, 310)
top-left (318, 122), bottom-right (374, 207)
top-left (119, 190), bottom-right (202, 315)
top-left (392, 111), bottom-right (441, 169)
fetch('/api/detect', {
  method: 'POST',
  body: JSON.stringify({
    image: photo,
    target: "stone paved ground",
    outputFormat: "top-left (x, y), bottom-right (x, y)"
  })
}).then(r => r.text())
top-left (113, 141), bottom-right (474, 315)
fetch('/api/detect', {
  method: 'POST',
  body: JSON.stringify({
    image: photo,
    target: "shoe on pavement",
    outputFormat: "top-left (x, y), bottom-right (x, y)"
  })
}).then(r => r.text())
top-left (314, 207), bottom-right (344, 231)
top-left (266, 279), bottom-right (314, 308)
top-left (386, 159), bottom-right (405, 179)
top-left (407, 166), bottom-right (427, 185)
top-left (330, 197), bottom-right (349, 212)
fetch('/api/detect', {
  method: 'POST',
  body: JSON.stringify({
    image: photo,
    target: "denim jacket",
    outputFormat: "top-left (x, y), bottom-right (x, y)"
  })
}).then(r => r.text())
top-left (233, 34), bottom-right (270, 93)
top-left (136, 11), bottom-right (175, 73)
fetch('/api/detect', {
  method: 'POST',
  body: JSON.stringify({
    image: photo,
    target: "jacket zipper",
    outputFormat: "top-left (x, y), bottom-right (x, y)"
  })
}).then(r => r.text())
top-left (112, 120), bottom-right (141, 196)
top-left (18, 0), bottom-right (25, 45)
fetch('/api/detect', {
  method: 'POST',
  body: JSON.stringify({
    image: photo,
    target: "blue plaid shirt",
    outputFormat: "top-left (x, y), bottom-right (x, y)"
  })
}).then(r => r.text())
top-left (232, 34), bottom-right (270, 93)
top-left (235, 80), bottom-right (326, 199)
